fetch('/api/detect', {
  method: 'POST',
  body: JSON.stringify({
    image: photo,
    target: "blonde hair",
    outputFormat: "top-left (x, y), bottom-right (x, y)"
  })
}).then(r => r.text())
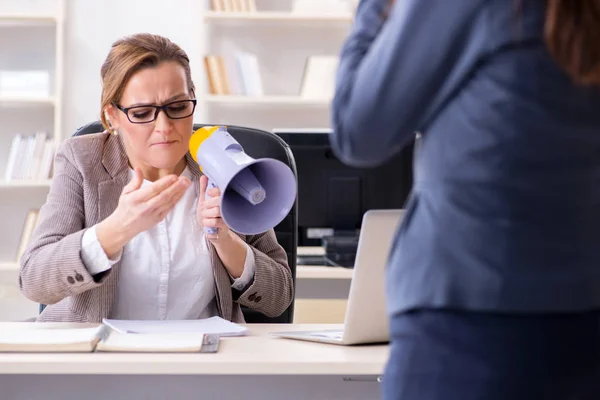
top-left (100, 33), bottom-right (195, 132)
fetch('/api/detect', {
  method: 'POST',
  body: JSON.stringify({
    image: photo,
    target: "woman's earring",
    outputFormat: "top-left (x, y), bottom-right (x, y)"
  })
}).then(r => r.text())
top-left (105, 112), bottom-right (118, 135)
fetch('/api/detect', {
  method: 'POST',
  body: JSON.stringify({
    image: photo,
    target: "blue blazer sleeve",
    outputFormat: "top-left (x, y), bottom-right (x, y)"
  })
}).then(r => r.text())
top-left (331, 0), bottom-right (487, 167)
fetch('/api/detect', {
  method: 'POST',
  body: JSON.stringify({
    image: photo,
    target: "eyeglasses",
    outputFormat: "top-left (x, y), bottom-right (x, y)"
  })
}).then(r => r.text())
top-left (112, 99), bottom-right (197, 124)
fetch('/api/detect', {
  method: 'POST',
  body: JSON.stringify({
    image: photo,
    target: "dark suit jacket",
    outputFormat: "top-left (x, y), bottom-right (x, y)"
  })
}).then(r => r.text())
top-left (19, 132), bottom-right (293, 322)
top-left (331, 0), bottom-right (600, 315)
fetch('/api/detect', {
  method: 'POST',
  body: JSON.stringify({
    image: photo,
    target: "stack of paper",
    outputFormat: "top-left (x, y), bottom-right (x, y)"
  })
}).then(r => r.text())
top-left (96, 332), bottom-right (218, 353)
top-left (102, 316), bottom-right (249, 337)
top-left (4, 133), bottom-right (56, 182)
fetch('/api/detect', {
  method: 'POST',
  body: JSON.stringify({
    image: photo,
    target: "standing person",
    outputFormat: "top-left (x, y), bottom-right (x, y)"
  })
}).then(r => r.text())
top-left (331, 1), bottom-right (600, 399)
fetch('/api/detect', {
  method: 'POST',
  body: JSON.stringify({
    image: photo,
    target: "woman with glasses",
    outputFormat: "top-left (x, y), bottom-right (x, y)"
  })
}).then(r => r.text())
top-left (19, 33), bottom-right (293, 323)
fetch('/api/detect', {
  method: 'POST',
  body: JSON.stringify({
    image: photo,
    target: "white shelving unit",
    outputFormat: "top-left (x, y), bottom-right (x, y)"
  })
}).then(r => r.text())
top-left (203, 10), bottom-right (353, 22)
top-left (0, 180), bottom-right (52, 188)
top-left (0, 95), bottom-right (56, 105)
top-left (200, 1), bottom-right (352, 131)
top-left (205, 94), bottom-right (331, 106)
top-left (0, 14), bottom-right (57, 23)
top-left (0, 0), bottom-right (65, 321)
top-left (0, 262), bottom-right (18, 272)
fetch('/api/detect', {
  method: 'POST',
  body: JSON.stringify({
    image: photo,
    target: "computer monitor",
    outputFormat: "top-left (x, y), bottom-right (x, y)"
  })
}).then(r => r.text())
top-left (273, 129), bottom-right (414, 267)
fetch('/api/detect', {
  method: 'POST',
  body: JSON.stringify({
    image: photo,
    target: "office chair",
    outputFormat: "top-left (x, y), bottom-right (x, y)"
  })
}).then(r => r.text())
top-left (40, 121), bottom-right (298, 323)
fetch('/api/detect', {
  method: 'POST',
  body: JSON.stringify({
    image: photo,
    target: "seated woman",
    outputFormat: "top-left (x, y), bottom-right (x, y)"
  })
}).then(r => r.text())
top-left (19, 33), bottom-right (294, 323)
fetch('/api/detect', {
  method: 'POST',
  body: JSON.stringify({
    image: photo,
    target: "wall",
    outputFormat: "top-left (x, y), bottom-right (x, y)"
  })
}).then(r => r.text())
top-left (62, 0), bottom-right (350, 135)
top-left (62, 0), bottom-right (208, 135)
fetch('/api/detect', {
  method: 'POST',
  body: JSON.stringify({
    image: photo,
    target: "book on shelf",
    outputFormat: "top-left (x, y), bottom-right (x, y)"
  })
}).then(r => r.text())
top-left (299, 55), bottom-right (339, 99)
top-left (292, 0), bottom-right (354, 14)
top-left (204, 53), bottom-right (263, 96)
top-left (4, 132), bottom-right (56, 182)
top-left (15, 209), bottom-right (40, 262)
top-left (210, 0), bottom-right (256, 12)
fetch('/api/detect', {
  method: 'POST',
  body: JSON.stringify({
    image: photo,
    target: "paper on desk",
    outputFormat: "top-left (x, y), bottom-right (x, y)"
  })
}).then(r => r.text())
top-left (96, 331), bottom-right (220, 353)
top-left (102, 316), bottom-right (248, 337)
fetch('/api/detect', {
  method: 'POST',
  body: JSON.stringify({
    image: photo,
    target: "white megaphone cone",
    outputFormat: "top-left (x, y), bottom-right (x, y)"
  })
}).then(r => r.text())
top-left (189, 126), bottom-right (297, 235)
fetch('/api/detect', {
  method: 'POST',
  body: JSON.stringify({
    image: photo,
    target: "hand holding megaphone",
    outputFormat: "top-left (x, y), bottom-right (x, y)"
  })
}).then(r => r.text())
top-left (197, 174), bottom-right (230, 241)
top-left (189, 126), bottom-right (296, 236)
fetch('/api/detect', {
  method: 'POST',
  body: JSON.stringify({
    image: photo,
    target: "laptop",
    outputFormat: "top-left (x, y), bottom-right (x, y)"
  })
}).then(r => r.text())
top-left (271, 209), bottom-right (404, 345)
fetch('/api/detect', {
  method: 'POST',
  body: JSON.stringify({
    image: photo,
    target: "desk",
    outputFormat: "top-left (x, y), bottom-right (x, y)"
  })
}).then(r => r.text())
top-left (0, 322), bottom-right (388, 400)
top-left (296, 265), bottom-right (352, 298)
top-left (0, 264), bottom-right (38, 321)
top-left (295, 266), bottom-right (352, 323)
top-left (296, 246), bottom-right (353, 299)
top-left (297, 265), bottom-right (354, 280)
top-left (295, 247), bottom-right (354, 323)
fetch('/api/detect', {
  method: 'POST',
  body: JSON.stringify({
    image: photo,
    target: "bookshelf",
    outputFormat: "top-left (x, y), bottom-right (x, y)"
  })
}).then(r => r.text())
top-left (203, 11), bottom-right (353, 22)
top-left (205, 94), bottom-right (331, 106)
top-left (0, 262), bottom-right (18, 272)
top-left (200, 0), bottom-right (352, 131)
top-left (0, 0), bottom-right (65, 320)
top-left (0, 14), bottom-right (57, 24)
top-left (0, 180), bottom-right (52, 188)
top-left (0, 95), bottom-right (56, 106)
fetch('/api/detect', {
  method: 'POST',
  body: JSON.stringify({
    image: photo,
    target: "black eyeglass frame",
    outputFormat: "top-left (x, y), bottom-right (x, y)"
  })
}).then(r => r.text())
top-left (112, 99), bottom-right (198, 124)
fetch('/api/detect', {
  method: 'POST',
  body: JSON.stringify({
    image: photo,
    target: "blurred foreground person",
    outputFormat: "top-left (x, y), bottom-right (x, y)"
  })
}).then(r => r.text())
top-left (331, 1), bottom-right (600, 399)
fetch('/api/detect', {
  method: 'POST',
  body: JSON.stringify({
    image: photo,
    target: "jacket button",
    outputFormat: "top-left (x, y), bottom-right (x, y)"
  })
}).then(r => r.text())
top-left (75, 273), bottom-right (84, 282)
top-left (248, 293), bottom-right (256, 301)
top-left (254, 296), bottom-right (262, 303)
top-left (67, 276), bottom-right (75, 284)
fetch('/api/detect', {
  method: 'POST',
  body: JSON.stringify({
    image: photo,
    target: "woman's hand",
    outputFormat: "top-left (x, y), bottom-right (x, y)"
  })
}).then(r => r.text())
top-left (197, 175), bottom-right (248, 279)
top-left (197, 174), bottom-right (231, 243)
top-left (97, 167), bottom-right (190, 258)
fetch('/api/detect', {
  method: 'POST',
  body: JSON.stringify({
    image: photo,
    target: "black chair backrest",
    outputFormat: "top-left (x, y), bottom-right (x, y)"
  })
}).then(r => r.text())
top-left (41, 121), bottom-right (298, 323)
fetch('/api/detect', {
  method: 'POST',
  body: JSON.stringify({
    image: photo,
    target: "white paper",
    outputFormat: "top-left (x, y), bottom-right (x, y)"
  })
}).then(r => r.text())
top-left (97, 332), bottom-right (205, 352)
top-left (102, 316), bottom-right (248, 337)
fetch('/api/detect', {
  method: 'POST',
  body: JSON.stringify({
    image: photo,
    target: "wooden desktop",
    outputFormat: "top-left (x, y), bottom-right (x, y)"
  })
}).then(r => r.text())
top-left (0, 322), bottom-right (388, 400)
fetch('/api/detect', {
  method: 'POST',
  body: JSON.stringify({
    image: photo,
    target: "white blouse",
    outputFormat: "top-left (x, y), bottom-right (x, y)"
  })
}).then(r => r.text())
top-left (80, 167), bottom-right (256, 320)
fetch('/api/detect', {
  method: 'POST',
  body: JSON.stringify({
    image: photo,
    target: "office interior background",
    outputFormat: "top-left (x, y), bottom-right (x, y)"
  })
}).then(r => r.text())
top-left (0, 0), bottom-right (413, 323)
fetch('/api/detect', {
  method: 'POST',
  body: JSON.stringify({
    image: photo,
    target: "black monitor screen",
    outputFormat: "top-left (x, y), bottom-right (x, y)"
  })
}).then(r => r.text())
top-left (274, 129), bottom-right (414, 247)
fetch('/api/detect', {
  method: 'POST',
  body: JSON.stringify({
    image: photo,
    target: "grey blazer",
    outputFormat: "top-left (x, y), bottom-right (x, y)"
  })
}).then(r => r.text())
top-left (19, 132), bottom-right (294, 322)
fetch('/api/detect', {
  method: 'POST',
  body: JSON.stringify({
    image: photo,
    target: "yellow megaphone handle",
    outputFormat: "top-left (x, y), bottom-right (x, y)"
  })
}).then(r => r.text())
top-left (189, 125), bottom-right (223, 235)
top-left (189, 125), bottom-right (220, 164)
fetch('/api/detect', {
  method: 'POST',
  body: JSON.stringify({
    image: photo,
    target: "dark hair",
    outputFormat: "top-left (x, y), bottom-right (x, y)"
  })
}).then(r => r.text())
top-left (544, 0), bottom-right (600, 86)
top-left (100, 33), bottom-right (195, 132)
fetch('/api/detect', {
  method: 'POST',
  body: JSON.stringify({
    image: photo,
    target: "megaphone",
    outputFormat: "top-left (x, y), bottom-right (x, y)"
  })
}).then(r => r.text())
top-left (189, 126), bottom-right (297, 235)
